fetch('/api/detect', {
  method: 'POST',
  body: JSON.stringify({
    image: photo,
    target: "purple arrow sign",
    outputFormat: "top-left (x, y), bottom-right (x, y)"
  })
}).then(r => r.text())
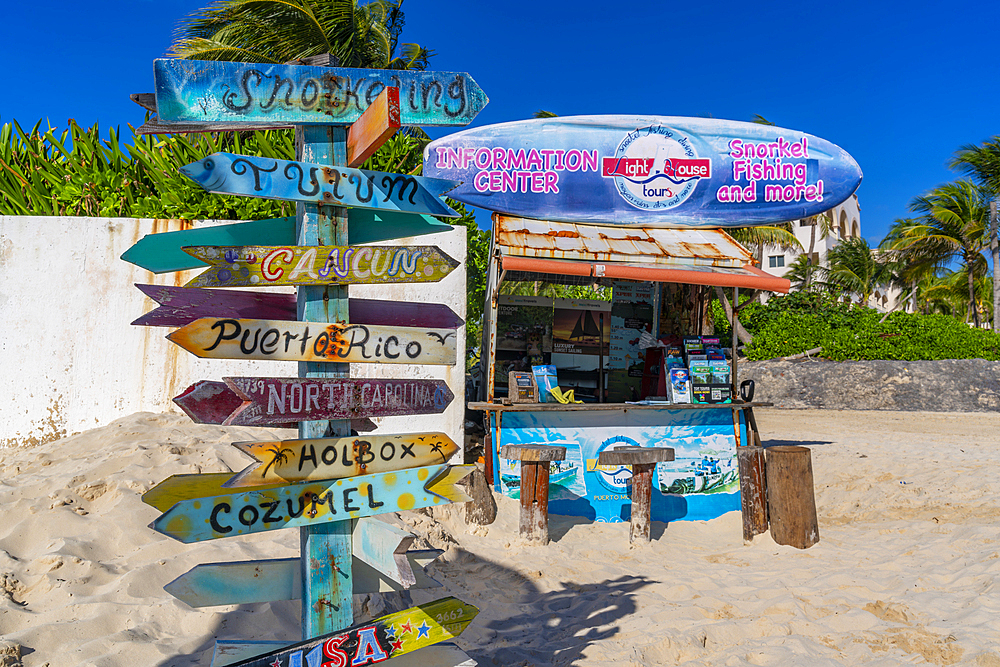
top-left (173, 377), bottom-right (455, 427)
top-left (132, 285), bottom-right (464, 329)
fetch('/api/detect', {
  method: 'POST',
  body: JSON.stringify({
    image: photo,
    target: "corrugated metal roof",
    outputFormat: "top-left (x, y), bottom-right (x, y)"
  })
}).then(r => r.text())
top-left (493, 214), bottom-right (754, 268)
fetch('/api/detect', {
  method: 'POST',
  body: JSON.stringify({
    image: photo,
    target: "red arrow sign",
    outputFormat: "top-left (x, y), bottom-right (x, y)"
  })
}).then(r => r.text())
top-left (173, 377), bottom-right (455, 427)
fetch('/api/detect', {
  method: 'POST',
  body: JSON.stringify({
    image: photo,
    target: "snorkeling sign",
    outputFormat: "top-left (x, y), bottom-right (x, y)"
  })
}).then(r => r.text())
top-left (423, 115), bottom-right (863, 228)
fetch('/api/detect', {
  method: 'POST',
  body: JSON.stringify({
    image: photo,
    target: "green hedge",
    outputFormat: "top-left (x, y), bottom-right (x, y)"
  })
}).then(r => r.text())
top-left (711, 291), bottom-right (1000, 361)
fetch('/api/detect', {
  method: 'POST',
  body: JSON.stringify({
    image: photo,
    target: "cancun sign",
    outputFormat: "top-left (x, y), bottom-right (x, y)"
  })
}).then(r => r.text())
top-left (423, 115), bottom-right (862, 227)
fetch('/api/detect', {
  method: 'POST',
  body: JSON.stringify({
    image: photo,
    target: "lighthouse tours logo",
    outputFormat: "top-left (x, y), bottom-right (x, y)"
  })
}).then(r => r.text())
top-left (601, 125), bottom-right (711, 210)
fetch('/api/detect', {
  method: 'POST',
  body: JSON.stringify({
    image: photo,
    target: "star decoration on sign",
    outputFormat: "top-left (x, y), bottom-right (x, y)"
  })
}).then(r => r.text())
top-left (385, 625), bottom-right (397, 639)
top-left (417, 621), bottom-right (430, 638)
top-left (271, 658), bottom-right (282, 667)
top-left (390, 638), bottom-right (403, 652)
top-left (400, 621), bottom-right (413, 634)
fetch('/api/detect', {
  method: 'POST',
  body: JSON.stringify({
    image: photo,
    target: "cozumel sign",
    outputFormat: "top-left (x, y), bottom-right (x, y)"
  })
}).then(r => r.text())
top-left (423, 115), bottom-right (862, 227)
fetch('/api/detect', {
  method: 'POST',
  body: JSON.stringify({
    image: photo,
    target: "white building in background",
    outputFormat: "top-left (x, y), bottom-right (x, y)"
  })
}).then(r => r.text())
top-left (757, 194), bottom-right (900, 312)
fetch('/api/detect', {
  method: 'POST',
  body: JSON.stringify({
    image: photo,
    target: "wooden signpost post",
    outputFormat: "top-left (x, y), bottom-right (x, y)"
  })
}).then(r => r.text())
top-left (180, 153), bottom-right (460, 218)
top-left (172, 377), bottom-right (455, 427)
top-left (128, 55), bottom-right (487, 664)
top-left (182, 244), bottom-right (459, 288)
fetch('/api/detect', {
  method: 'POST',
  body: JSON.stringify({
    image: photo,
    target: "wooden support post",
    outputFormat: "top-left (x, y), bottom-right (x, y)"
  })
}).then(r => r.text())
top-left (597, 447), bottom-right (674, 544)
top-left (296, 123), bottom-right (353, 638)
top-left (499, 444), bottom-right (567, 545)
top-left (737, 445), bottom-right (768, 541)
top-left (765, 445), bottom-right (820, 549)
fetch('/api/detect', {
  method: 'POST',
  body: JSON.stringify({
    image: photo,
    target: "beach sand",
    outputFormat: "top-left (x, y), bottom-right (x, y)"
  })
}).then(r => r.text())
top-left (1, 409), bottom-right (999, 666)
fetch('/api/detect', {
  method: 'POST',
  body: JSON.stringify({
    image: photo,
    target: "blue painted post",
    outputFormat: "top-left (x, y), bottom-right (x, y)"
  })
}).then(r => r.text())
top-left (296, 123), bottom-right (354, 637)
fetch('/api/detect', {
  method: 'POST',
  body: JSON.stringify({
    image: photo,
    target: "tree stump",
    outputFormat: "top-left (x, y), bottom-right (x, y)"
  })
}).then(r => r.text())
top-left (737, 445), bottom-right (768, 541)
top-left (499, 444), bottom-right (567, 545)
top-left (597, 446), bottom-right (674, 544)
top-left (765, 445), bottom-right (819, 549)
top-left (464, 466), bottom-right (497, 526)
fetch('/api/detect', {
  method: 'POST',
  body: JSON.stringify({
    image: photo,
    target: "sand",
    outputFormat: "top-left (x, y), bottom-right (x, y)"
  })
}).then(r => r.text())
top-left (1, 409), bottom-right (999, 667)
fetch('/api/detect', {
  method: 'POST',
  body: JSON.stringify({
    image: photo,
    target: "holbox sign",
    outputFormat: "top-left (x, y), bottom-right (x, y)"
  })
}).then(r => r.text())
top-left (424, 115), bottom-right (862, 228)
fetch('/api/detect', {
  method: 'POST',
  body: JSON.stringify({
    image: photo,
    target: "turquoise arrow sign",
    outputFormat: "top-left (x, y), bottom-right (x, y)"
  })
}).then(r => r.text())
top-left (154, 59), bottom-right (488, 127)
top-left (119, 211), bottom-right (453, 274)
top-left (180, 153), bottom-right (460, 217)
top-left (149, 464), bottom-right (473, 543)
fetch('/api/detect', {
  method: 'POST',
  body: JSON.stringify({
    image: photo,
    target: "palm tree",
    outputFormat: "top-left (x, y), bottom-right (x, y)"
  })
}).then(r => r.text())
top-left (821, 237), bottom-right (893, 306)
top-left (168, 0), bottom-right (432, 69)
top-left (883, 181), bottom-right (990, 327)
top-left (949, 138), bottom-right (1000, 332)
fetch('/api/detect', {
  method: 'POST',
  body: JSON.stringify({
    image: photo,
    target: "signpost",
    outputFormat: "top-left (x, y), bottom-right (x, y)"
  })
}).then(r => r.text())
top-left (166, 318), bottom-right (457, 365)
top-left (424, 115), bottom-right (862, 228)
top-left (150, 464), bottom-right (473, 543)
top-left (172, 377), bottom-right (455, 427)
top-left (120, 211), bottom-right (453, 274)
top-left (132, 285), bottom-right (463, 329)
top-left (180, 153), bottom-right (460, 217)
top-left (226, 433), bottom-right (459, 487)
top-left (204, 596), bottom-right (479, 667)
top-left (127, 55), bottom-right (486, 662)
top-left (163, 550), bottom-right (443, 608)
top-left (154, 59), bottom-right (488, 126)
top-left (182, 244), bottom-right (459, 288)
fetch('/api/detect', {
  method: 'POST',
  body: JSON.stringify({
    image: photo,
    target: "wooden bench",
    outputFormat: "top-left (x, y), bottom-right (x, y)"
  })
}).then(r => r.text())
top-left (498, 444), bottom-right (566, 545)
top-left (597, 446), bottom-right (674, 544)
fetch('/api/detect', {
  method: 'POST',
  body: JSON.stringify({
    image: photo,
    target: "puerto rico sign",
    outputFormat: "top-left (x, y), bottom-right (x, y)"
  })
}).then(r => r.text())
top-left (424, 115), bottom-right (862, 227)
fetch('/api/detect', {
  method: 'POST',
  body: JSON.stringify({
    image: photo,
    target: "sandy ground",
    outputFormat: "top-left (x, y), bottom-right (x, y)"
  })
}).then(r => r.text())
top-left (1, 409), bottom-right (999, 667)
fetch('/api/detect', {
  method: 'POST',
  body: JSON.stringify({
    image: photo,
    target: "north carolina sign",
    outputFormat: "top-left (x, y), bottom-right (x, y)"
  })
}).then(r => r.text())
top-left (423, 115), bottom-right (862, 227)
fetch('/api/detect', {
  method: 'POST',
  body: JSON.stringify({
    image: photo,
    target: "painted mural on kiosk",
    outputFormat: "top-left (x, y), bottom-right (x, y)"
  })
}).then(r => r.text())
top-left (493, 408), bottom-right (744, 523)
top-left (425, 115), bottom-right (862, 228)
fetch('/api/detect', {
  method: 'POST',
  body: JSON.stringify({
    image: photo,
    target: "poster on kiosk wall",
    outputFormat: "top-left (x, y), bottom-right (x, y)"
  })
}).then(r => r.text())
top-left (494, 408), bottom-right (742, 523)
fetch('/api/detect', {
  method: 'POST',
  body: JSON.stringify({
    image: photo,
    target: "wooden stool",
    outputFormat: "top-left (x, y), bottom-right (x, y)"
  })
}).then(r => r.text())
top-left (499, 444), bottom-right (566, 545)
top-left (765, 445), bottom-right (819, 549)
top-left (737, 445), bottom-right (768, 541)
top-left (597, 446), bottom-right (674, 544)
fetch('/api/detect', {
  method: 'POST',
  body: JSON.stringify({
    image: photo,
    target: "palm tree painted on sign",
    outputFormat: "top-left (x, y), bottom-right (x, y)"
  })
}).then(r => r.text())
top-left (429, 440), bottom-right (446, 462)
top-left (169, 0), bottom-right (433, 70)
top-left (261, 445), bottom-right (295, 478)
top-left (882, 181), bottom-right (990, 327)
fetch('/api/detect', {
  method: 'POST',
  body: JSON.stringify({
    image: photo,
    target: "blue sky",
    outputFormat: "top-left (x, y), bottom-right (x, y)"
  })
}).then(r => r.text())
top-left (2, 0), bottom-right (998, 243)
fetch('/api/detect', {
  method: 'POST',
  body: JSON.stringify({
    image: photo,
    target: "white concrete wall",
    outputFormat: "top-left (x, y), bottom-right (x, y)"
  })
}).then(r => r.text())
top-left (0, 217), bottom-right (465, 451)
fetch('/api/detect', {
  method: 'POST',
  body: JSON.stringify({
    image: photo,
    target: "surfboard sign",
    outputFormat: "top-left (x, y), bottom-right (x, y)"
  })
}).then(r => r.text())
top-left (423, 115), bottom-right (862, 228)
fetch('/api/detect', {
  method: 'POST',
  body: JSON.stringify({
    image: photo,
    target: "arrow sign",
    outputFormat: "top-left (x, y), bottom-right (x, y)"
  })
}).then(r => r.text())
top-left (205, 596), bottom-right (478, 667)
top-left (163, 550), bottom-right (442, 608)
top-left (352, 518), bottom-right (421, 589)
top-left (132, 285), bottom-right (464, 329)
top-left (179, 153), bottom-right (460, 218)
top-left (225, 432), bottom-right (458, 488)
top-left (212, 641), bottom-right (474, 667)
top-left (182, 244), bottom-right (459, 288)
top-left (348, 86), bottom-right (400, 167)
top-left (166, 318), bottom-right (457, 365)
top-left (171, 377), bottom-right (454, 427)
top-left (149, 464), bottom-right (473, 543)
top-left (154, 58), bottom-right (488, 127)
top-left (120, 211), bottom-right (453, 274)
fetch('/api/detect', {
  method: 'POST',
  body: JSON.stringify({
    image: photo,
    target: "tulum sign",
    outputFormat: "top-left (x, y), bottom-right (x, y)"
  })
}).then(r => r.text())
top-left (180, 153), bottom-right (460, 218)
top-left (225, 433), bottom-right (459, 488)
top-left (171, 377), bottom-right (455, 427)
top-left (182, 244), bottom-right (459, 288)
top-left (154, 58), bottom-right (489, 127)
top-left (150, 464), bottom-right (473, 543)
top-left (167, 318), bottom-right (457, 365)
top-left (424, 115), bottom-right (862, 228)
